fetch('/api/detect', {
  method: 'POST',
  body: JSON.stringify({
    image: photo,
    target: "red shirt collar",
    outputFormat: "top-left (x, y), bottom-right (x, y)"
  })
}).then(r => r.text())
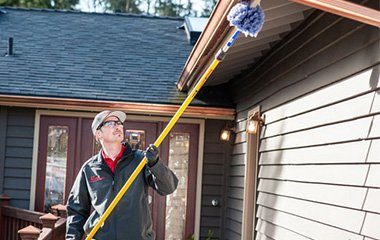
top-left (101, 145), bottom-right (125, 173)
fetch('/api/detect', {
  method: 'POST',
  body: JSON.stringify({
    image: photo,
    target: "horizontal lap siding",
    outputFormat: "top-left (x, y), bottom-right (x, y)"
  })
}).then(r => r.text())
top-left (2, 107), bottom-right (35, 209)
top-left (201, 119), bottom-right (232, 239)
top-left (225, 0), bottom-right (380, 239)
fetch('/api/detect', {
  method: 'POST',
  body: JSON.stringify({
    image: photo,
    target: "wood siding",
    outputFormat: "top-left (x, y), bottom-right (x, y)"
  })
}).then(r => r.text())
top-left (201, 119), bottom-right (232, 239)
top-left (1, 107), bottom-right (35, 209)
top-left (225, 1), bottom-right (380, 239)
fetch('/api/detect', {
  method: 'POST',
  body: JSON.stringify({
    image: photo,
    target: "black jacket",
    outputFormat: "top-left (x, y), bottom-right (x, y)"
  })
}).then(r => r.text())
top-left (66, 143), bottom-right (178, 240)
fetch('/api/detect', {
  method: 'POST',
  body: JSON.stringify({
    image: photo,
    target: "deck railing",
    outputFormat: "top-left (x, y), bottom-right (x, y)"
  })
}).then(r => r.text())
top-left (0, 195), bottom-right (67, 240)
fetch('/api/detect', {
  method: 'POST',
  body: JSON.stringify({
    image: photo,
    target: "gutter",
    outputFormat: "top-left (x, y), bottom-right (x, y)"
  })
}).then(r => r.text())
top-left (176, 0), bottom-right (239, 91)
top-left (0, 94), bottom-right (235, 120)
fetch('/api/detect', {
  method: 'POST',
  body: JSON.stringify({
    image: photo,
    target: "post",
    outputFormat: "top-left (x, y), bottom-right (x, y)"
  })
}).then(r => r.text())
top-left (0, 194), bottom-right (11, 237)
top-left (57, 204), bottom-right (67, 218)
top-left (51, 204), bottom-right (67, 218)
top-left (40, 213), bottom-right (59, 239)
top-left (51, 204), bottom-right (59, 216)
top-left (18, 225), bottom-right (41, 240)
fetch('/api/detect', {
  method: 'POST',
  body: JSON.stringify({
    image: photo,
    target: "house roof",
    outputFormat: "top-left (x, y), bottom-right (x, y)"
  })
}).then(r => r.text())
top-left (0, 7), bottom-right (233, 109)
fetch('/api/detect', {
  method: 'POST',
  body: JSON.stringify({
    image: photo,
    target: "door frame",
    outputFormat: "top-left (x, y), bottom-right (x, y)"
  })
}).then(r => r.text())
top-left (241, 106), bottom-right (261, 240)
top-left (31, 109), bottom-right (205, 239)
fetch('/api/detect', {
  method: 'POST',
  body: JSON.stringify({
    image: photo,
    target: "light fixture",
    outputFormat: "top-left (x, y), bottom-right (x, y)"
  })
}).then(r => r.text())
top-left (246, 112), bottom-right (265, 135)
top-left (220, 123), bottom-right (235, 142)
top-left (220, 126), bottom-right (231, 141)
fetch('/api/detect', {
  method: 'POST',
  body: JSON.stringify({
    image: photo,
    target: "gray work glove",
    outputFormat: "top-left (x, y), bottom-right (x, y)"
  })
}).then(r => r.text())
top-left (145, 144), bottom-right (159, 167)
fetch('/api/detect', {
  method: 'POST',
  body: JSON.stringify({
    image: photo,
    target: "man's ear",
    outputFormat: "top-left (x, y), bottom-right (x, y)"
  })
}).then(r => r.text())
top-left (95, 130), bottom-right (102, 143)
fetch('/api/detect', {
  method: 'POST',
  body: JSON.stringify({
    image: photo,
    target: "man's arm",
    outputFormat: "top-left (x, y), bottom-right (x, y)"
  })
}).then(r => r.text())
top-left (66, 167), bottom-right (91, 239)
top-left (144, 145), bottom-right (178, 195)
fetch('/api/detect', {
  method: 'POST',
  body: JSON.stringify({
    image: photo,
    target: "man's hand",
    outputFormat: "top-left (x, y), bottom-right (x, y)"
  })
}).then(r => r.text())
top-left (145, 144), bottom-right (159, 167)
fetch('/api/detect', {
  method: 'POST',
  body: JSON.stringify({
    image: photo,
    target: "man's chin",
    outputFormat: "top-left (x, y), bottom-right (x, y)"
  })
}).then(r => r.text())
top-left (116, 135), bottom-right (124, 142)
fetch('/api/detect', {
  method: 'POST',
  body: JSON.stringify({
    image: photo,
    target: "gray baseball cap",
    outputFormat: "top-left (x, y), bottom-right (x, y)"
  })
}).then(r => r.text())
top-left (91, 110), bottom-right (126, 135)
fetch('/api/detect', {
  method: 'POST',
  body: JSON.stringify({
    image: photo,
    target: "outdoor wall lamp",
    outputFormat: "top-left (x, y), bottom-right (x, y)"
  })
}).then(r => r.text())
top-left (220, 123), bottom-right (235, 142)
top-left (246, 112), bottom-right (265, 135)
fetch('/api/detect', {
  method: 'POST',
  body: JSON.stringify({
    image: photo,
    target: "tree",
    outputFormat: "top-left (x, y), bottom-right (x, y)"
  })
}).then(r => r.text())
top-left (105, 0), bottom-right (142, 13)
top-left (0, 0), bottom-right (78, 9)
top-left (155, 0), bottom-right (183, 17)
top-left (185, 0), bottom-right (196, 16)
top-left (200, 0), bottom-right (216, 17)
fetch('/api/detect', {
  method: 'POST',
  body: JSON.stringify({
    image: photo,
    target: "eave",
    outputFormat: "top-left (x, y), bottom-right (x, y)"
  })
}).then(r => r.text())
top-left (0, 94), bottom-right (235, 120)
top-left (177, 0), bottom-right (380, 92)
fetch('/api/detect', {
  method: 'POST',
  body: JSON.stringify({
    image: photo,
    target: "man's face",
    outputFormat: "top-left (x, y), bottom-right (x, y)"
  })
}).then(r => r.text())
top-left (96, 116), bottom-right (124, 144)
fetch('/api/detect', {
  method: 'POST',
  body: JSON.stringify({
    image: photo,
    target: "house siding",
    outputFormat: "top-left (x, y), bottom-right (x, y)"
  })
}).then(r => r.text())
top-left (201, 119), bottom-right (232, 239)
top-left (225, 1), bottom-right (380, 239)
top-left (1, 107), bottom-right (35, 209)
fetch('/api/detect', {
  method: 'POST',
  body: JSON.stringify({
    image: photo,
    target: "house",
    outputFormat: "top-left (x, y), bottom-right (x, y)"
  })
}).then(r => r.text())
top-left (177, 0), bottom-right (379, 239)
top-left (0, 0), bottom-right (379, 239)
top-left (0, 8), bottom-right (235, 239)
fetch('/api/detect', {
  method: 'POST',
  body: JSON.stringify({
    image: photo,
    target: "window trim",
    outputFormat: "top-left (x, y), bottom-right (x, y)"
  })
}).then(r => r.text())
top-left (241, 106), bottom-right (261, 240)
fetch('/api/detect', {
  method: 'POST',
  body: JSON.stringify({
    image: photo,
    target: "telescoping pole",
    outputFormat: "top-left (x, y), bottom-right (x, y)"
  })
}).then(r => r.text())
top-left (85, 30), bottom-right (240, 240)
top-left (86, 1), bottom-right (265, 238)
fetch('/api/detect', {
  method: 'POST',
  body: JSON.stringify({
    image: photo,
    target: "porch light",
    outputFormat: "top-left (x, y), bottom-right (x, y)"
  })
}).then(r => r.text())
top-left (246, 112), bottom-right (265, 135)
top-left (220, 127), bottom-right (231, 141)
top-left (220, 123), bottom-right (235, 142)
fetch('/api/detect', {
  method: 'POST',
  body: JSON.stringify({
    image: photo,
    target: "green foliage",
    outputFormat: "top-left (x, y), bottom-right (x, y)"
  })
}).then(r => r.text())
top-left (105, 0), bottom-right (142, 13)
top-left (206, 229), bottom-right (213, 240)
top-left (154, 0), bottom-right (183, 17)
top-left (0, 0), bottom-right (209, 17)
top-left (200, 0), bottom-right (216, 17)
top-left (0, 0), bottom-right (78, 9)
top-left (187, 229), bottom-right (213, 240)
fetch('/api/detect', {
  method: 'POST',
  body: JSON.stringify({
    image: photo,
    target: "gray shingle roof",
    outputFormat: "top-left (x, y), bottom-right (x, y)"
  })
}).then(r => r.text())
top-left (0, 8), bottom-right (231, 107)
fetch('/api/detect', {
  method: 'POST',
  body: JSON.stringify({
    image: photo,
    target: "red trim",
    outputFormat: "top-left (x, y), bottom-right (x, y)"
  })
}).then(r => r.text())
top-left (0, 94), bottom-right (235, 120)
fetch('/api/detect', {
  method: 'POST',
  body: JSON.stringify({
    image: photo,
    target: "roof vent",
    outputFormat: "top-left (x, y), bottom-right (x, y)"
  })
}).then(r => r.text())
top-left (6, 37), bottom-right (13, 56)
top-left (183, 16), bottom-right (208, 45)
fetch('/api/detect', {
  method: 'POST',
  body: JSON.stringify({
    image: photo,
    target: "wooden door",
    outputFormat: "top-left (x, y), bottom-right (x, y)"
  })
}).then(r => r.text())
top-left (35, 116), bottom-right (77, 212)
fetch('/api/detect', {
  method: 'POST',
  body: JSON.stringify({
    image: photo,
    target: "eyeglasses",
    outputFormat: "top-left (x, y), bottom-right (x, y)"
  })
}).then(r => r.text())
top-left (97, 120), bottom-right (123, 130)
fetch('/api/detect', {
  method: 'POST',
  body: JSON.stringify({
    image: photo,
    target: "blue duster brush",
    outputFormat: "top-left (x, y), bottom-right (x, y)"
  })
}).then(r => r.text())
top-left (227, 0), bottom-right (265, 37)
top-left (216, 0), bottom-right (265, 61)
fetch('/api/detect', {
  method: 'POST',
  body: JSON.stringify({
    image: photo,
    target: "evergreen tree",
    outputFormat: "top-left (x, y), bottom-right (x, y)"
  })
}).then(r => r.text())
top-left (0, 0), bottom-right (78, 9)
top-left (200, 0), bottom-right (216, 17)
top-left (105, 0), bottom-right (142, 13)
top-left (155, 0), bottom-right (182, 17)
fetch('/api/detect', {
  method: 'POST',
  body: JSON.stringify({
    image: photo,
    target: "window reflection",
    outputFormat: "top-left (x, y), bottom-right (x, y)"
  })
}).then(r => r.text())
top-left (125, 130), bottom-right (146, 150)
top-left (44, 126), bottom-right (68, 212)
top-left (165, 132), bottom-right (190, 239)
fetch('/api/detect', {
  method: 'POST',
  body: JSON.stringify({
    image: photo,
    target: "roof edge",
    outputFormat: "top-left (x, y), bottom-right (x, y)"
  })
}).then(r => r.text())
top-left (0, 6), bottom-right (184, 21)
top-left (0, 94), bottom-right (235, 120)
top-left (176, 0), bottom-right (239, 91)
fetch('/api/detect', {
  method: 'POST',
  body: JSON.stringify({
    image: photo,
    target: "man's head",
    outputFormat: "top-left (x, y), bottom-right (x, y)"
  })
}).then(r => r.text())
top-left (92, 110), bottom-right (126, 145)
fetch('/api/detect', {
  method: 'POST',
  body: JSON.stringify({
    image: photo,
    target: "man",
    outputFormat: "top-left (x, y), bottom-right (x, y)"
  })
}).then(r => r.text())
top-left (66, 110), bottom-right (178, 239)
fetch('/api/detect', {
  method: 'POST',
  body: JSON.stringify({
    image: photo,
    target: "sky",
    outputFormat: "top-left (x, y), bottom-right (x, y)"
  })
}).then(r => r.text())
top-left (75, 0), bottom-right (206, 16)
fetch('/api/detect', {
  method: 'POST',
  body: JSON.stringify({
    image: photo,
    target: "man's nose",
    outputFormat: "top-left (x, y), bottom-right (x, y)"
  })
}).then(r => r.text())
top-left (115, 124), bottom-right (123, 131)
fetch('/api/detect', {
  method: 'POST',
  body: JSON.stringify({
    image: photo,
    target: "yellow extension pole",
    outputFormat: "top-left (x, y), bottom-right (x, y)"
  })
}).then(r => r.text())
top-left (86, 58), bottom-right (221, 239)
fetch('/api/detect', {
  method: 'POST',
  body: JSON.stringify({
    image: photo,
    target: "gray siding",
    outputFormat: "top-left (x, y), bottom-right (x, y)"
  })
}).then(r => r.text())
top-left (1, 107), bottom-right (35, 209)
top-left (201, 119), bottom-right (232, 239)
top-left (225, 1), bottom-right (380, 239)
